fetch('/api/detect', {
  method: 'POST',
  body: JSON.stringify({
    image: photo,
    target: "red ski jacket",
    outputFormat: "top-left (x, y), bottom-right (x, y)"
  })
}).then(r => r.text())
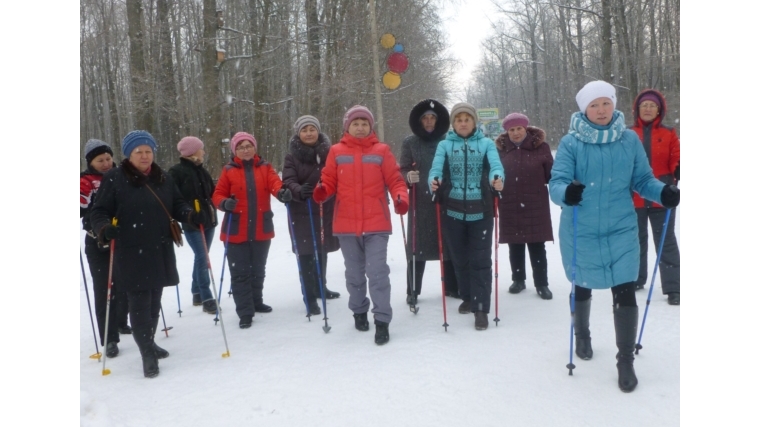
top-left (319, 132), bottom-right (408, 236)
top-left (213, 155), bottom-right (283, 243)
top-left (630, 89), bottom-right (680, 209)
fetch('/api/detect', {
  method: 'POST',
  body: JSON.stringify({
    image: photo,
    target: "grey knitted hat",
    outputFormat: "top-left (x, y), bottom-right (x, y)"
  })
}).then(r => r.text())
top-left (84, 139), bottom-right (113, 164)
top-left (294, 115), bottom-right (321, 134)
top-left (450, 102), bottom-right (477, 121)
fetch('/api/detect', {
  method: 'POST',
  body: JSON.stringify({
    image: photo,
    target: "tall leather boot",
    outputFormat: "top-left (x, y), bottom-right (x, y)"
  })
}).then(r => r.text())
top-left (614, 306), bottom-right (639, 392)
top-left (151, 317), bottom-right (170, 359)
top-left (133, 320), bottom-right (159, 378)
top-left (572, 297), bottom-right (593, 360)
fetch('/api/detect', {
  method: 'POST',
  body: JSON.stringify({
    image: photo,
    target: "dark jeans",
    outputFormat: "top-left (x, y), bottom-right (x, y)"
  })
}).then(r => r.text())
top-left (405, 259), bottom-right (458, 296)
top-left (507, 242), bottom-right (549, 287)
top-left (84, 236), bottom-right (128, 346)
top-left (297, 252), bottom-right (328, 301)
top-left (574, 282), bottom-right (637, 307)
top-left (443, 214), bottom-right (493, 313)
top-left (184, 226), bottom-right (216, 302)
top-left (227, 240), bottom-right (271, 318)
top-left (636, 207), bottom-right (680, 294)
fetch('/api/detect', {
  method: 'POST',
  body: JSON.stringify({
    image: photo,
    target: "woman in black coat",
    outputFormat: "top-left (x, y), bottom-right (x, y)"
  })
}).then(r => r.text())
top-left (282, 116), bottom-right (341, 316)
top-left (91, 130), bottom-right (204, 378)
top-left (399, 99), bottom-right (458, 306)
top-left (168, 136), bottom-right (219, 314)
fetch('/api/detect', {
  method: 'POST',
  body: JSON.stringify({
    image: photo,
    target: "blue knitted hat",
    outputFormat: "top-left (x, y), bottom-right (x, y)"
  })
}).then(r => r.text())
top-left (121, 130), bottom-right (158, 157)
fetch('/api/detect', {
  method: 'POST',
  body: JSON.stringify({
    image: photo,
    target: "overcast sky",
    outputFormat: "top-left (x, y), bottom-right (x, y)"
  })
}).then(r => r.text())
top-left (440, 0), bottom-right (502, 104)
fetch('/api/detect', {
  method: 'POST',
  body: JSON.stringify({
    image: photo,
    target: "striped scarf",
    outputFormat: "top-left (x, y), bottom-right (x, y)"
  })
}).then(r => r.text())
top-left (568, 110), bottom-right (626, 144)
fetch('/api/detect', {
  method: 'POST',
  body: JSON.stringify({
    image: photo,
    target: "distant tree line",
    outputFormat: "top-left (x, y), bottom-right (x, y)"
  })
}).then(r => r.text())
top-left (466, 0), bottom-right (680, 148)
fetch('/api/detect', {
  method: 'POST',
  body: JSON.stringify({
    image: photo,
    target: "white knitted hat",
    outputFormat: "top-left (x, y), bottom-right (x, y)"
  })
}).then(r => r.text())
top-left (576, 80), bottom-right (617, 112)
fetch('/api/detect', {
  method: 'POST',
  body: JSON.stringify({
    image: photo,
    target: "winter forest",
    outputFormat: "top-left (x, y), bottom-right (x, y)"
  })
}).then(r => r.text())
top-left (80, 0), bottom-right (680, 176)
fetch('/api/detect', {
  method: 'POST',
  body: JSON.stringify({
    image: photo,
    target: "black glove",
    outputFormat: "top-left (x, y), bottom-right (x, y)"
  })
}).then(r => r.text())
top-left (299, 183), bottom-right (314, 200)
top-left (101, 224), bottom-right (119, 242)
top-left (189, 210), bottom-right (206, 226)
top-left (277, 188), bottom-right (293, 203)
top-left (674, 164), bottom-right (680, 181)
top-left (221, 197), bottom-right (238, 212)
top-left (660, 185), bottom-right (680, 208)
top-left (564, 182), bottom-right (586, 206)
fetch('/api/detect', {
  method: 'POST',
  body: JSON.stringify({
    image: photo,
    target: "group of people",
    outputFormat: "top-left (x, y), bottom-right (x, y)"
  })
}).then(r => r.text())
top-left (80, 81), bottom-right (680, 392)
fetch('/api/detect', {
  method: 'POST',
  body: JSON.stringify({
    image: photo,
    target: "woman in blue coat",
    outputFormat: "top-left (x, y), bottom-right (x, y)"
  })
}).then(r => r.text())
top-left (549, 81), bottom-right (680, 392)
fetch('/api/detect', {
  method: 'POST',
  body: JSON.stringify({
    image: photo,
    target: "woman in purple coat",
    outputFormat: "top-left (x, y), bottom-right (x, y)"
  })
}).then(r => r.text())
top-left (282, 115), bottom-right (341, 316)
top-left (494, 113), bottom-right (554, 300)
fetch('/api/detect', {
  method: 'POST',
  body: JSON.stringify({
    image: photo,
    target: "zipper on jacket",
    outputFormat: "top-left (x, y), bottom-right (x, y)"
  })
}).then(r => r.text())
top-left (463, 138), bottom-right (468, 218)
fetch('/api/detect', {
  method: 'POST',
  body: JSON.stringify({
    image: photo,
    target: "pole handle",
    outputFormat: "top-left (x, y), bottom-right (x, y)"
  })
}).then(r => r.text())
top-left (112, 218), bottom-right (118, 226)
top-left (194, 199), bottom-right (201, 213)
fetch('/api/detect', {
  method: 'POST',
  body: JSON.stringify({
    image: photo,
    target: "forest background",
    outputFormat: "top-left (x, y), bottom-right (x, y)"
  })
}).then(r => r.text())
top-left (79, 0), bottom-right (680, 177)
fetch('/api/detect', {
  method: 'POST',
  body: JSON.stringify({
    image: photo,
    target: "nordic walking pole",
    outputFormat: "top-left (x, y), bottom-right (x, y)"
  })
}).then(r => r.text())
top-left (214, 212), bottom-right (232, 325)
top-left (398, 195), bottom-right (417, 314)
top-left (159, 305), bottom-right (173, 337)
top-left (567, 202), bottom-right (579, 376)
top-left (635, 208), bottom-right (672, 354)
top-left (410, 182), bottom-right (419, 314)
top-left (224, 194), bottom-right (236, 297)
top-left (286, 202), bottom-right (312, 320)
top-left (308, 199), bottom-right (331, 333)
top-left (80, 250), bottom-right (102, 361)
top-left (432, 177), bottom-right (449, 331)
top-left (175, 280), bottom-right (183, 317)
top-left (102, 218), bottom-right (117, 376)
top-left (493, 197), bottom-right (500, 325)
top-left (196, 200), bottom-right (231, 358)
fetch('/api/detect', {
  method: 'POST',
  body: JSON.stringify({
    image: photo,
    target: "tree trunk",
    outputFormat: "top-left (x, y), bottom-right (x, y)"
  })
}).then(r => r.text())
top-left (202, 0), bottom-right (225, 177)
top-left (600, 0), bottom-right (613, 81)
top-left (126, 0), bottom-right (154, 132)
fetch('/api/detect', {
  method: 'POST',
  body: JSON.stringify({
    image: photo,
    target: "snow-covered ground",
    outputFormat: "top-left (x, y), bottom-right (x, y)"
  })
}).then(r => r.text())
top-left (80, 192), bottom-right (679, 426)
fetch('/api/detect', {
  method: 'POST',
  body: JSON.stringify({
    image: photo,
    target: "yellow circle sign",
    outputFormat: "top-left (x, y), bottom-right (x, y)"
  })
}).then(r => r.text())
top-left (382, 71), bottom-right (401, 90)
top-left (380, 33), bottom-right (396, 49)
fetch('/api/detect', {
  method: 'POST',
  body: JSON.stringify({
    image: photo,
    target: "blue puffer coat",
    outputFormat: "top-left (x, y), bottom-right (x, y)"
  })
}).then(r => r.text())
top-left (549, 111), bottom-right (664, 289)
top-left (428, 128), bottom-right (504, 221)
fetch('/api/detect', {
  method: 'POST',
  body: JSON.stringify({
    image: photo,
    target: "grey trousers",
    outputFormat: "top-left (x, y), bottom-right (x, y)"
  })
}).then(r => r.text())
top-left (337, 234), bottom-right (393, 324)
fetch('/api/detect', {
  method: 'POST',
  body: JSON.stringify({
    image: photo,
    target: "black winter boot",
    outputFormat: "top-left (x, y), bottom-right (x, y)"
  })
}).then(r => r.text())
top-left (573, 298), bottom-right (593, 360)
top-left (151, 317), bottom-right (169, 359)
top-left (323, 287), bottom-right (341, 299)
top-left (509, 280), bottom-right (526, 294)
top-left (254, 298), bottom-right (273, 313)
top-left (614, 306), bottom-right (639, 392)
top-left (239, 315), bottom-right (253, 329)
top-left (308, 300), bottom-right (321, 315)
top-left (374, 321), bottom-right (389, 345)
top-left (118, 324), bottom-right (132, 335)
top-left (474, 311), bottom-right (489, 330)
top-left (202, 299), bottom-right (218, 314)
top-left (106, 342), bottom-right (119, 358)
top-left (458, 300), bottom-right (471, 314)
top-left (353, 312), bottom-right (369, 331)
top-left (133, 322), bottom-right (159, 378)
top-left (192, 294), bottom-right (202, 306)
top-left (536, 286), bottom-right (553, 300)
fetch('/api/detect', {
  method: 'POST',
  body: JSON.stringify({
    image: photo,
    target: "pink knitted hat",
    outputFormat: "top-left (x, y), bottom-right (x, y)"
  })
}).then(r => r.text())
top-left (230, 132), bottom-right (257, 153)
top-left (502, 113), bottom-right (529, 131)
top-left (342, 105), bottom-right (375, 133)
top-left (177, 136), bottom-right (204, 157)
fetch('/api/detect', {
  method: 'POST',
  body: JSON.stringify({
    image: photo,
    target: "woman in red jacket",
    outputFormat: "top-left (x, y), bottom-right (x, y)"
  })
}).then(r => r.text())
top-left (630, 89), bottom-right (680, 305)
top-left (494, 113), bottom-right (554, 300)
top-left (213, 132), bottom-right (292, 328)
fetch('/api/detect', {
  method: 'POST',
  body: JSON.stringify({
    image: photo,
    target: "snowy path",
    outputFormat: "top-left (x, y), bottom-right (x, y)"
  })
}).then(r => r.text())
top-left (80, 192), bottom-right (680, 426)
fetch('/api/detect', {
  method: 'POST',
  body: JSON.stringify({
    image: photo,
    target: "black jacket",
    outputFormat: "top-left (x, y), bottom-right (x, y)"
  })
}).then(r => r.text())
top-left (90, 159), bottom-right (192, 292)
top-left (168, 157), bottom-right (218, 231)
top-left (281, 133), bottom-right (340, 255)
top-left (399, 99), bottom-right (451, 261)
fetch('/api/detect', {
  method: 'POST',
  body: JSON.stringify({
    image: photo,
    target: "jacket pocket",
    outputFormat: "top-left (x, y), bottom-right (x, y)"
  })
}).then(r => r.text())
top-left (222, 212), bottom-right (240, 236)
top-left (262, 210), bottom-right (274, 234)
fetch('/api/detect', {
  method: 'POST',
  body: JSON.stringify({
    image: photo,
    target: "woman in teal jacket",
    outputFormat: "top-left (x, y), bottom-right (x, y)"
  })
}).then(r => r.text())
top-left (429, 102), bottom-right (504, 331)
top-left (549, 81), bottom-right (679, 393)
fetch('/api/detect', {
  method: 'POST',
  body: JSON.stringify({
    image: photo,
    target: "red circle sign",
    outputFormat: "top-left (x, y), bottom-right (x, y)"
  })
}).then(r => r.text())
top-left (387, 52), bottom-right (409, 74)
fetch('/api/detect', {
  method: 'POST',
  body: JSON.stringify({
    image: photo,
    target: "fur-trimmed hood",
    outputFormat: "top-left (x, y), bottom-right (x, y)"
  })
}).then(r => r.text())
top-left (408, 99), bottom-right (450, 141)
top-left (288, 132), bottom-right (331, 165)
top-left (494, 126), bottom-right (546, 152)
top-left (120, 158), bottom-right (165, 187)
